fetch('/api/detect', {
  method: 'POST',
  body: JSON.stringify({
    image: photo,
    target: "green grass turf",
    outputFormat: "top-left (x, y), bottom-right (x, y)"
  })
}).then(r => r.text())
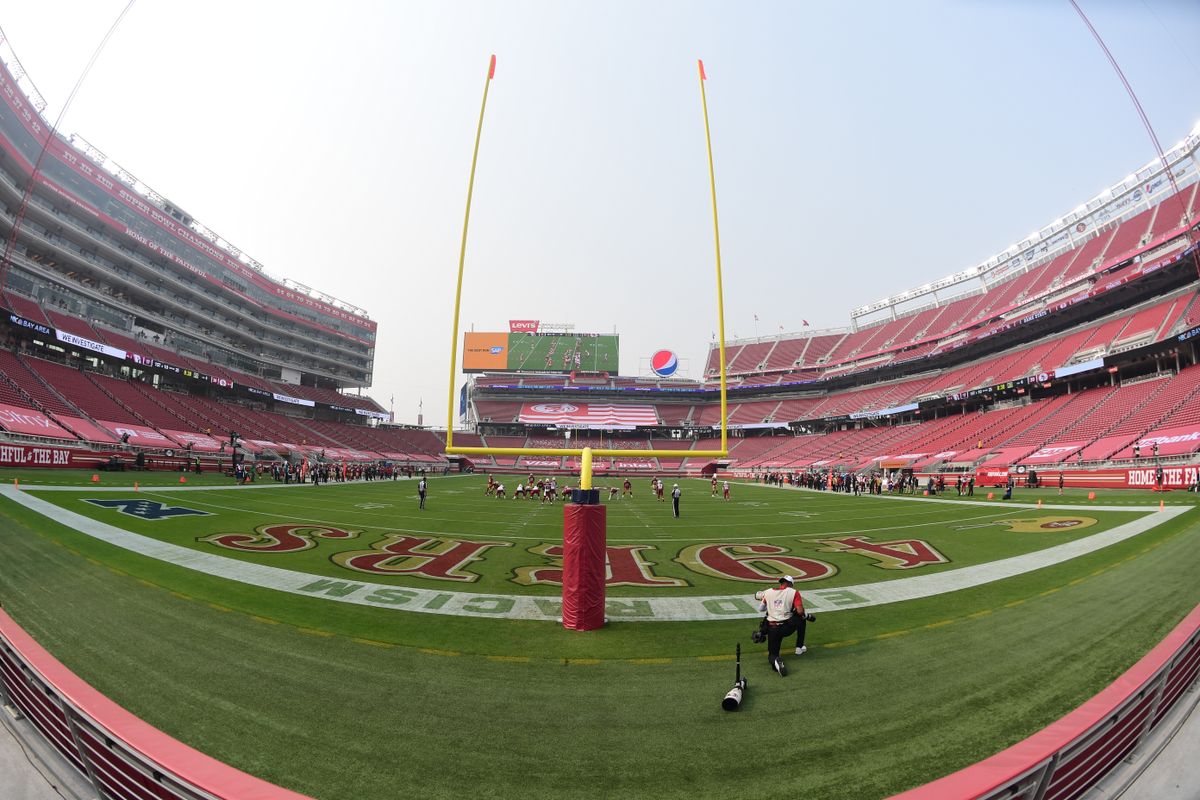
top-left (21, 476), bottom-right (1148, 602)
top-left (0, 472), bottom-right (1197, 799)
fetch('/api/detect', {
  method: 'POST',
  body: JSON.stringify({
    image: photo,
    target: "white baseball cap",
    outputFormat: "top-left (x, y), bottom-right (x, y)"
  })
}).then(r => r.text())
top-left (781, 575), bottom-right (795, 584)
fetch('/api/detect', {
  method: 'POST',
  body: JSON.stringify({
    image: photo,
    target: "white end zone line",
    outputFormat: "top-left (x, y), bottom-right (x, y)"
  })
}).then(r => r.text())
top-left (0, 485), bottom-right (1189, 623)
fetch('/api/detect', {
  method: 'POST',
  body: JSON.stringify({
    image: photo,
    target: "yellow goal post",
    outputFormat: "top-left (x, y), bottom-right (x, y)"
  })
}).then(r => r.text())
top-left (444, 58), bottom-right (729, 487)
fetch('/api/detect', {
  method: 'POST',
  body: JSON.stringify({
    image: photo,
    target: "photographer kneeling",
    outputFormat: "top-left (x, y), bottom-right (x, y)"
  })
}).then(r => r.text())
top-left (752, 575), bottom-right (812, 676)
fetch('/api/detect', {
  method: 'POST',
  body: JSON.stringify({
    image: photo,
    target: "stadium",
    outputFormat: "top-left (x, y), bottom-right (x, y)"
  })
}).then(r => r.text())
top-left (1, 7), bottom-right (1200, 800)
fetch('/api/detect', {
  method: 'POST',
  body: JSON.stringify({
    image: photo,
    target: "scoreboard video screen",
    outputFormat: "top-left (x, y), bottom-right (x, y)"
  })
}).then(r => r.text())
top-left (462, 332), bottom-right (619, 373)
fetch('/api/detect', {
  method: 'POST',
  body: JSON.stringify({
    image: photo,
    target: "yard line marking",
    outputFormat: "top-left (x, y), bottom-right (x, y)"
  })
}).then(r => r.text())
top-left (353, 638), bottom-right (393, 648)
top-left (419, 647), bottom-right (461, 657)
top-left (874, 630), bottom-right (910, 639)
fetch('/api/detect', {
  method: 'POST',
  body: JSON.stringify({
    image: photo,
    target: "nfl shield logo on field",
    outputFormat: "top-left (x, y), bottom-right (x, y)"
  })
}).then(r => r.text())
top-left (651, 350), bottom-right (678, 377)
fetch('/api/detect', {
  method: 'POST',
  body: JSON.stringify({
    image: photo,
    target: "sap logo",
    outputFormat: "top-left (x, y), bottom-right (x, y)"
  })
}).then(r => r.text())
top-left (489, 346), bottom-right (505, 354)
top-left (83, 498), bottom-right (212, 520)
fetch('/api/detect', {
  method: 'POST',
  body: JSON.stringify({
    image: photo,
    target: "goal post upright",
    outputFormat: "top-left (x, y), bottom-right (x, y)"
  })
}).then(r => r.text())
top-left (444, 57), bottom-right (730, 469)
top-left (697, 58), bottom-right (730, 459)
top-left (444, 54), bottom-right (496, 455)
top-left (442, 58), bottom-right (729, 630)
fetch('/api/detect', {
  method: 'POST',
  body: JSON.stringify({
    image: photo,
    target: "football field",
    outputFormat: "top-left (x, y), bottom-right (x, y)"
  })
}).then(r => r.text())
top-left (506, 334), bottom-right (619, 373)
top-left (1, 471), bottom-right (1197, 799)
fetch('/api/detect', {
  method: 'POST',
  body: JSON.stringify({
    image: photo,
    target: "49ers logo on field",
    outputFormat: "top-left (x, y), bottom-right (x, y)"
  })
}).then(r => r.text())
top-left (957, 516), bottom-right (1097, 533)
top-left (1002, 516), bottom-right (1097, 532)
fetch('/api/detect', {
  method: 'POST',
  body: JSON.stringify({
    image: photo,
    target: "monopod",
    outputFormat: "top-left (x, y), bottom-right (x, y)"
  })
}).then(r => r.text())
top-left (721, 643), bottom-right (747, 711)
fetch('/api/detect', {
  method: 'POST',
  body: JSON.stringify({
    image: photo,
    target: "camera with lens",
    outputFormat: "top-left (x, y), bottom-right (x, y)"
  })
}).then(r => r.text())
top-left (750, 629), bottom-right (766, 644)
top-left (801, 613), bottom-right (816, 623)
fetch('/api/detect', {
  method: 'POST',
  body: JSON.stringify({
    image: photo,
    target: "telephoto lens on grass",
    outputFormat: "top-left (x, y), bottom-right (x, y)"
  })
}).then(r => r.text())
top-left (722, 643), bottom-right (747, 711)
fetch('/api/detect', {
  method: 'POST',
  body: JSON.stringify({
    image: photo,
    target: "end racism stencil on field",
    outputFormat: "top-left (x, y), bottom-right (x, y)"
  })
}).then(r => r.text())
top-left (4, 486), bottom-right (1183, 622)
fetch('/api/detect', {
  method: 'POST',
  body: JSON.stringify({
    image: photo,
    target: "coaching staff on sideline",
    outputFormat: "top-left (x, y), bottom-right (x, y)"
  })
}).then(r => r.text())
top-left (756, 575), bottom-right (808, 676)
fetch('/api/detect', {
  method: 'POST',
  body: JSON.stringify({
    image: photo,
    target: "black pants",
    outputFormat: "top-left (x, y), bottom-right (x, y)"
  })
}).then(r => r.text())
top-left (766, 616), bottom-right (806, 663)
top-left (672, 496), bottom-right (680, 517)
top-left (419, 491), bottom-right (426, 509)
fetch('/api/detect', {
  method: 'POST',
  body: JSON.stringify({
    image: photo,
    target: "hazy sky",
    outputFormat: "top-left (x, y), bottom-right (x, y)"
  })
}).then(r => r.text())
top-left (2, 1), bottom-right (1198, 425)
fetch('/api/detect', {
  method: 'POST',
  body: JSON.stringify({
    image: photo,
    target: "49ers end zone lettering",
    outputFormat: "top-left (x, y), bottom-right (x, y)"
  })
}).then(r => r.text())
top-left (2, 485), bottom-right (1183, 622)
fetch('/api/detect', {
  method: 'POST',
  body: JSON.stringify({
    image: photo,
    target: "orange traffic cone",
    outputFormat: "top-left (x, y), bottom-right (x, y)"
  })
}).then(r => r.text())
top-left (1160, 499), bottom-right (1165, 511)
top-left (987, 492), bottom-right (994, 500)
top-left (1087, 491), bottom-right (1096, 500)
top-left (179, 475), bottom-right (187, 484)
top-left (91, 474), bottom-right (99, 483)
top-left (1037, 498), bottom-right (1042, 508)
top-left (12, 478), bottom-right (18, 489)
top-left (134, 481), bottom-right (139, 492)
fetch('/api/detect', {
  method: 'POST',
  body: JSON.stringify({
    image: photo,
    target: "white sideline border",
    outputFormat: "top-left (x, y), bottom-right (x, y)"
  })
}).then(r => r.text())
top-left (0, 485), bottom-right (1189, 622)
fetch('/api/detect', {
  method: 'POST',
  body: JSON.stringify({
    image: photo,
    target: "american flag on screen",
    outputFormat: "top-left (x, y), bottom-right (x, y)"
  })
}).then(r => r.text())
top-left (519, 403), bottom-right (660, 427)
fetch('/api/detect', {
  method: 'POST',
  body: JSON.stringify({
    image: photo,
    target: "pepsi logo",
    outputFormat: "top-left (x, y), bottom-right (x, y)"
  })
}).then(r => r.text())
top-left (651, 350), bottom-right (678, 377)
top-left (531, 403), bottom-right (579, 414)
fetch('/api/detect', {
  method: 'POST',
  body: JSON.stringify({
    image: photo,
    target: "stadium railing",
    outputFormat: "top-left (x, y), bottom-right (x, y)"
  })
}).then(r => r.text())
top-left (1, 598), bottom-right (1196, 799)
top-left (0, 607), bottom-right (314, 800)
top-left (890, 602), bottom-right (1200, 800)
